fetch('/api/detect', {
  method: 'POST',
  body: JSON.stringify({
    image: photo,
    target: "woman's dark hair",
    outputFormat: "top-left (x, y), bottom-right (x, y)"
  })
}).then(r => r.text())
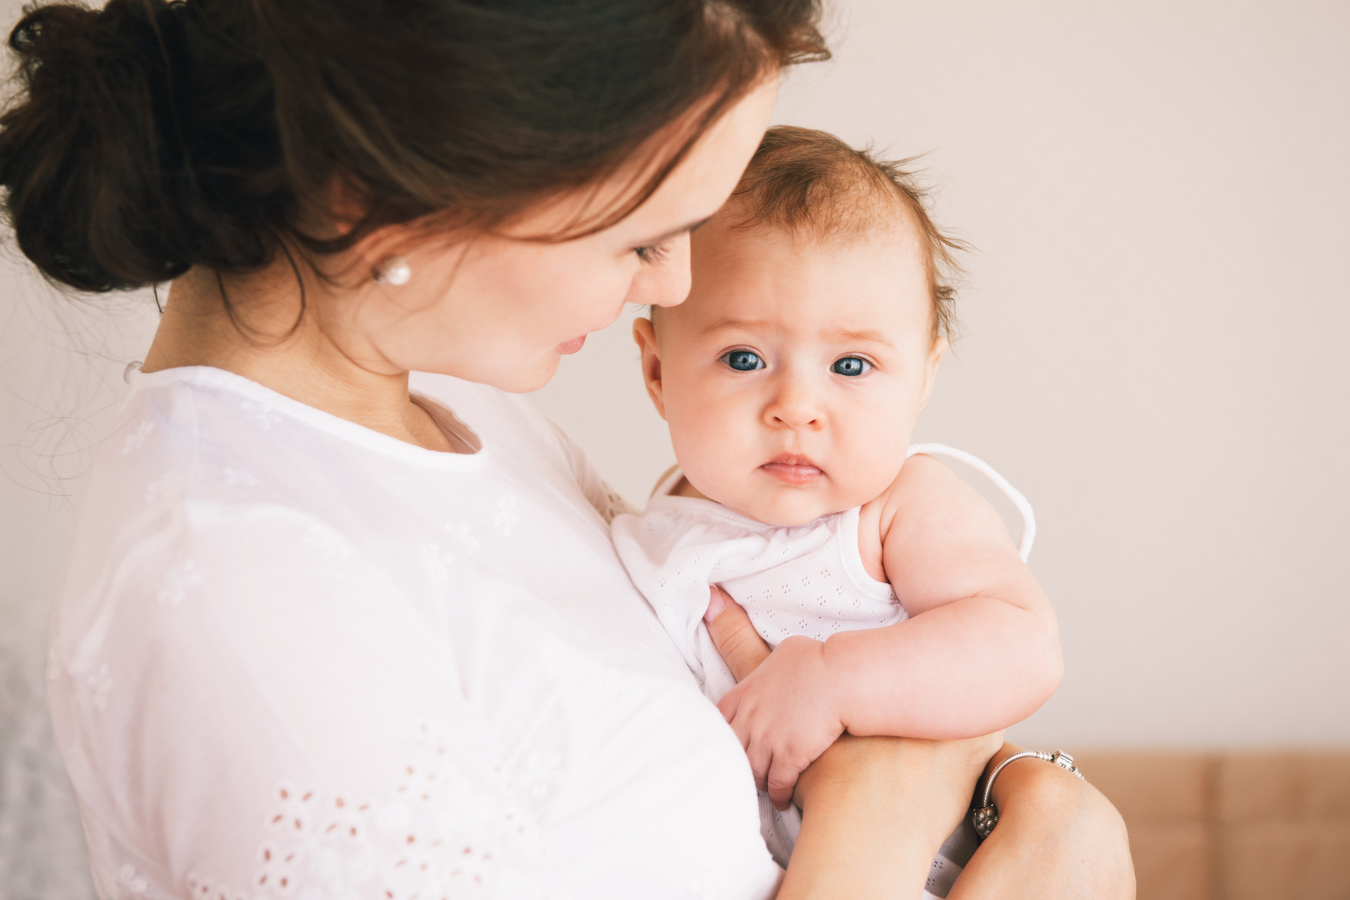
top-left (0, 0), bottom-right (827, 294)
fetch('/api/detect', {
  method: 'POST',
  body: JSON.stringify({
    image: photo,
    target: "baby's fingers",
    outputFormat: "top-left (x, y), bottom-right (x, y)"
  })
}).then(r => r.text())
top-left (745, 739), bottom-right (774, 793)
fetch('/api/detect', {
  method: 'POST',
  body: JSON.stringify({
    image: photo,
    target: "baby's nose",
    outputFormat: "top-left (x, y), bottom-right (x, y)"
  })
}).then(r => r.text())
top-left (765, 383), bottom-right (823, 430)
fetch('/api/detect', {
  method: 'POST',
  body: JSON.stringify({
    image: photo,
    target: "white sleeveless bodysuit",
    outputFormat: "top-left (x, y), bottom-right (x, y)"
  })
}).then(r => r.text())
top-left (611, 444), bottom-right (1035, 876)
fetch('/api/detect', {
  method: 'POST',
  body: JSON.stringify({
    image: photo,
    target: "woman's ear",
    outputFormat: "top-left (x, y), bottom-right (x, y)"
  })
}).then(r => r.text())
top-left (327, 175), bottom-right (371, 238)
top-left (632, 316), bottom-right (668, 420)
top-left (918, 335), bottom-right (948, 411)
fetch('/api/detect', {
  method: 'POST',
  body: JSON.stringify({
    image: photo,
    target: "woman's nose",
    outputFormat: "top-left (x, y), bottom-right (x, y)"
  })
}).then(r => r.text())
top-left (628, 232), bottom-right (692, 308)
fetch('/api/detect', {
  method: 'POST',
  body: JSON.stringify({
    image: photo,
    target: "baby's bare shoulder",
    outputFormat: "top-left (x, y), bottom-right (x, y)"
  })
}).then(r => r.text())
top-left (879, 454), bottom-right (1027, 610)
top-left (857, 454), bottom-right (957, 581)
top-left (866, 454), bottom-right (1013, 578)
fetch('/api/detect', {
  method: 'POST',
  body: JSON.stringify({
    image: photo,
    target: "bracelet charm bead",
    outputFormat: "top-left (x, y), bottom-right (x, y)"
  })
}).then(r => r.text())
top-left (971, 804), bottom-right (999, 838)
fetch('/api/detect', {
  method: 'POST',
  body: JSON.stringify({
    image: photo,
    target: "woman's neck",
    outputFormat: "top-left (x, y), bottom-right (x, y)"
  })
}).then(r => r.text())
top-left (141, 264), bottom-right (461, 453)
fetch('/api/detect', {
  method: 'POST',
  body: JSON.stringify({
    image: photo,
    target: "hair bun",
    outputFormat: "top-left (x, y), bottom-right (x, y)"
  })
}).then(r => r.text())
top-left (0, 0), bottom-right (215, 291)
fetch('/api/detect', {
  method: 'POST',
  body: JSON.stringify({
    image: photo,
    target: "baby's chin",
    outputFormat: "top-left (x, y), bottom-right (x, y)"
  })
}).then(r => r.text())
top-left (713, 486), bottom-right (850, 528)
top-left (685, 465), bottom-right (890, 526)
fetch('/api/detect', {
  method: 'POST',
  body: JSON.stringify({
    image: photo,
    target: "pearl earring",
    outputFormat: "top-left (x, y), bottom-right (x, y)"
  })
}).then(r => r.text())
top-left (373, 256), bottom-right (411, 285)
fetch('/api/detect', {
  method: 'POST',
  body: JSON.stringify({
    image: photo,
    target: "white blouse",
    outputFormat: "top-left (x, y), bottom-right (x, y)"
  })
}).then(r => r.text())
top-left (46, 366), bottom-right (780, 900)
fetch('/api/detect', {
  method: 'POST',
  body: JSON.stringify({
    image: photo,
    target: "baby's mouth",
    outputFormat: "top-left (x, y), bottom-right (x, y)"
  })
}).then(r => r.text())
top-left (760, 454), bottom-right (824, 486)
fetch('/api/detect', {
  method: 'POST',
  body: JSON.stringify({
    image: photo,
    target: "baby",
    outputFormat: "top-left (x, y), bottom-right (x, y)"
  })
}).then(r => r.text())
top-left (611, 126), bottom-right (1062, 875)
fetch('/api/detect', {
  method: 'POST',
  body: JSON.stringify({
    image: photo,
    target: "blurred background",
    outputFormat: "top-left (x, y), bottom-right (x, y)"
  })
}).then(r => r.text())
top-left (2, 1), bottom-right (1347, 898)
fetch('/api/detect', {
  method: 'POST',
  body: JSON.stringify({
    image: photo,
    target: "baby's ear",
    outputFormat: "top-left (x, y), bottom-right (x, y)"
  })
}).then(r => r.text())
top-left (632, 317), bottom-right (668, 420)
top-left (918, 335), bottom-right (949, 410)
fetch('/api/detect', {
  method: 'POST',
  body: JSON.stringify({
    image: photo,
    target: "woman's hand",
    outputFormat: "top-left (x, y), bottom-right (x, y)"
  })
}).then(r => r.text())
top-left (708, 590), bottom-right (846, 810)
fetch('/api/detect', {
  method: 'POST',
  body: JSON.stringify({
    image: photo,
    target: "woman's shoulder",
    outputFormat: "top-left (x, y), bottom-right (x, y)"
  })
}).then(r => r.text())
top-left (78, 368), bottom-right (327, 546)
top-left (57, 369), bottom-right (407, 655)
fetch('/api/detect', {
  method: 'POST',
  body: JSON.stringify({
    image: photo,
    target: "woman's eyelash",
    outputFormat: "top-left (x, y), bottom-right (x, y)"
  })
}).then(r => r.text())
top-left (635, 240), bottom-right (672, 264)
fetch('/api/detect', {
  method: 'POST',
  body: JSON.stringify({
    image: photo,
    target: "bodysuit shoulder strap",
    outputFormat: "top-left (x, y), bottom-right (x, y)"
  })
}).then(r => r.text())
top-left (906, 443), bottom-right (1036, 562)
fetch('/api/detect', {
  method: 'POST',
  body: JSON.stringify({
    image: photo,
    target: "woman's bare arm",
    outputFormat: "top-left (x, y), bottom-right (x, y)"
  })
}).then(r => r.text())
top-left (950, 745), bottom-right (1135, 900)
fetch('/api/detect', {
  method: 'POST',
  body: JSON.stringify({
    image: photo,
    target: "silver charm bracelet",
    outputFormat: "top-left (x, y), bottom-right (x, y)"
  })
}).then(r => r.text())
top-left (971, 750), bottom-right (1084, 838)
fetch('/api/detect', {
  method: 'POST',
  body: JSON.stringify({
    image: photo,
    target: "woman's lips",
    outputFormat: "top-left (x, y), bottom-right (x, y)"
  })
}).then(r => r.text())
top-left (760, 455), bottom-right (824, 485)
top-left (557, 335), bottom-right (587, 355)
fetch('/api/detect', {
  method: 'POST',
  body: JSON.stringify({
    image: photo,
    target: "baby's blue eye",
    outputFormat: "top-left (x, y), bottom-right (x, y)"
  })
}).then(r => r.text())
top-left (832, 357), bottom-right (871, 377)
top-left (722, 350), bottom-right (765, 372)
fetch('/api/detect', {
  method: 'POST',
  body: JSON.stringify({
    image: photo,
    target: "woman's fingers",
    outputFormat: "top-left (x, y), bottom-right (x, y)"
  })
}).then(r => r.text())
top-left (705, 586), bottom-right (770, 682)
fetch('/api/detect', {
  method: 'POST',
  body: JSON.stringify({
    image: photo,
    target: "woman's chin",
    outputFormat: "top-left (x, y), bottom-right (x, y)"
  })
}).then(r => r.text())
top-left (502, 355), bottom-right (563, 394)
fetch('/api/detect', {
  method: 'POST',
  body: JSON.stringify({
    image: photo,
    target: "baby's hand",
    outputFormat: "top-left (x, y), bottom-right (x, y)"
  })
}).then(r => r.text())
top-left (717, 634), bottom-right (846, 810)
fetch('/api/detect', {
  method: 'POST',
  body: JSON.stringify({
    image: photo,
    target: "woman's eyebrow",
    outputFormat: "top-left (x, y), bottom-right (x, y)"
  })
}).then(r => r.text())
top-left (637, 214), bottom-right (715, 246)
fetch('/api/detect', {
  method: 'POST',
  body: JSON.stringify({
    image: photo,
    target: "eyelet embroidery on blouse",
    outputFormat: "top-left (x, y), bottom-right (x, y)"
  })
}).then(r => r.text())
top-left (300, 524), bottom-right (351, 560)
top-left (687, 861), bottom-right (734, 900)
top-left (515, 752), bottom-right (563, 801)
top-left (121, 421), bottom-right (155, 455)
top-left (118, 862), bottom-right (151, 895)
top-left (494, 494), bottom-right (519, 537)
top-left (234, 723), bottom-right (542, 900)
top-left (240, 400), bottom-right (283, 430)
top-left (86, 663), bottom-right (113, 712)
top-left (157, 559), bottom-right (204, 607)
top-left (185, 870), bottom-right (252, 900)
top-left (443, 522), bottom-right (481, 555)
top-left (419, 544), bottom-right (459, 586)
top-left (144, 472), bottom-right (185, 507)
top-left (222, 468), bottom-right (262, 490)
top-left (593, 485), bottom-right (634, 524)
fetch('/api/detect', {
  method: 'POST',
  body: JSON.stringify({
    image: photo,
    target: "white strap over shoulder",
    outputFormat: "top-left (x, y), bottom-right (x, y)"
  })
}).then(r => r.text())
top-left (906, 443), bottom-right (1037, 562)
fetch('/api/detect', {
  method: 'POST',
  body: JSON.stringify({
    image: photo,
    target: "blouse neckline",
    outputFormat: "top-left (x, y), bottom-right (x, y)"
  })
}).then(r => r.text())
top-left (128, 364), bottom-right (491, 473)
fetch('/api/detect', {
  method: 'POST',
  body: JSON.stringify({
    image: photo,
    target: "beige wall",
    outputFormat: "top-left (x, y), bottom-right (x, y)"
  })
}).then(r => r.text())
top-left (2, 0), bottom-right (1346, 749)
top-left (531, 0), bottom-right (1350, 747)
top-left (0, 270), bottom-right (158, 607)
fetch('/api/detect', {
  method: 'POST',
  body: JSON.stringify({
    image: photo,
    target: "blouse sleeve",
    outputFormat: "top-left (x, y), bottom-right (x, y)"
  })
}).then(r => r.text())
top-left (55, 501), bottom-right (544, 900)
top-left (542, 418), bottom-right (638, 524)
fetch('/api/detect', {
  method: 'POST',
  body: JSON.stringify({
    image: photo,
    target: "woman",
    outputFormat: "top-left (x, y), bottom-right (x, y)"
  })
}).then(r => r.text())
top-left (0, 0), bottom-right (1130, 896)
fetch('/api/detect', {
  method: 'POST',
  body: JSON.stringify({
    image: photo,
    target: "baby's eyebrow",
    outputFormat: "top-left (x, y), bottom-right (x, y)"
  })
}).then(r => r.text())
top-left (700, 319), bottom-right (896, 348)
top-left (824, 326), bottom-right (893, 347)
top-left (700, 316), bottom-right (774, 334)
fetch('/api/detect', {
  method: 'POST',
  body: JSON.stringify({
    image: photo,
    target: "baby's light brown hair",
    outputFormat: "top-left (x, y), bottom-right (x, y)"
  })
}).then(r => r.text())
top-left (716, 125), bottom-right (965, 344)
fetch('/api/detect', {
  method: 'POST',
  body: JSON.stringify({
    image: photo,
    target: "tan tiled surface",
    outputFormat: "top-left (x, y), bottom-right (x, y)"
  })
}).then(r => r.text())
top-left (1218, 754), bottom-right (1350, 823)
top-left (1220, 823), bottom-right (1350, 900)
top-left (1071, 751), bottom-right (1350, 900)
top-left (1126, 823), bottom-right (1214, 900)
top-left (1075, 752), bottom-right (1215, 823)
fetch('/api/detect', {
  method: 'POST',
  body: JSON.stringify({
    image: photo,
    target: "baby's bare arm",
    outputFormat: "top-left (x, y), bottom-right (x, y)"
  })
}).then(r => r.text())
top-left (827, 453), bottom-right (1063, 738)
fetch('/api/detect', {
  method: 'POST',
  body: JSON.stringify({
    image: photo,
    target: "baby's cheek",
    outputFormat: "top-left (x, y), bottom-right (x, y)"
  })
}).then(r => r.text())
top-left (832, 420), bottom-right (913, 502)
top-left (668, 408), bottom-right (746, 496)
